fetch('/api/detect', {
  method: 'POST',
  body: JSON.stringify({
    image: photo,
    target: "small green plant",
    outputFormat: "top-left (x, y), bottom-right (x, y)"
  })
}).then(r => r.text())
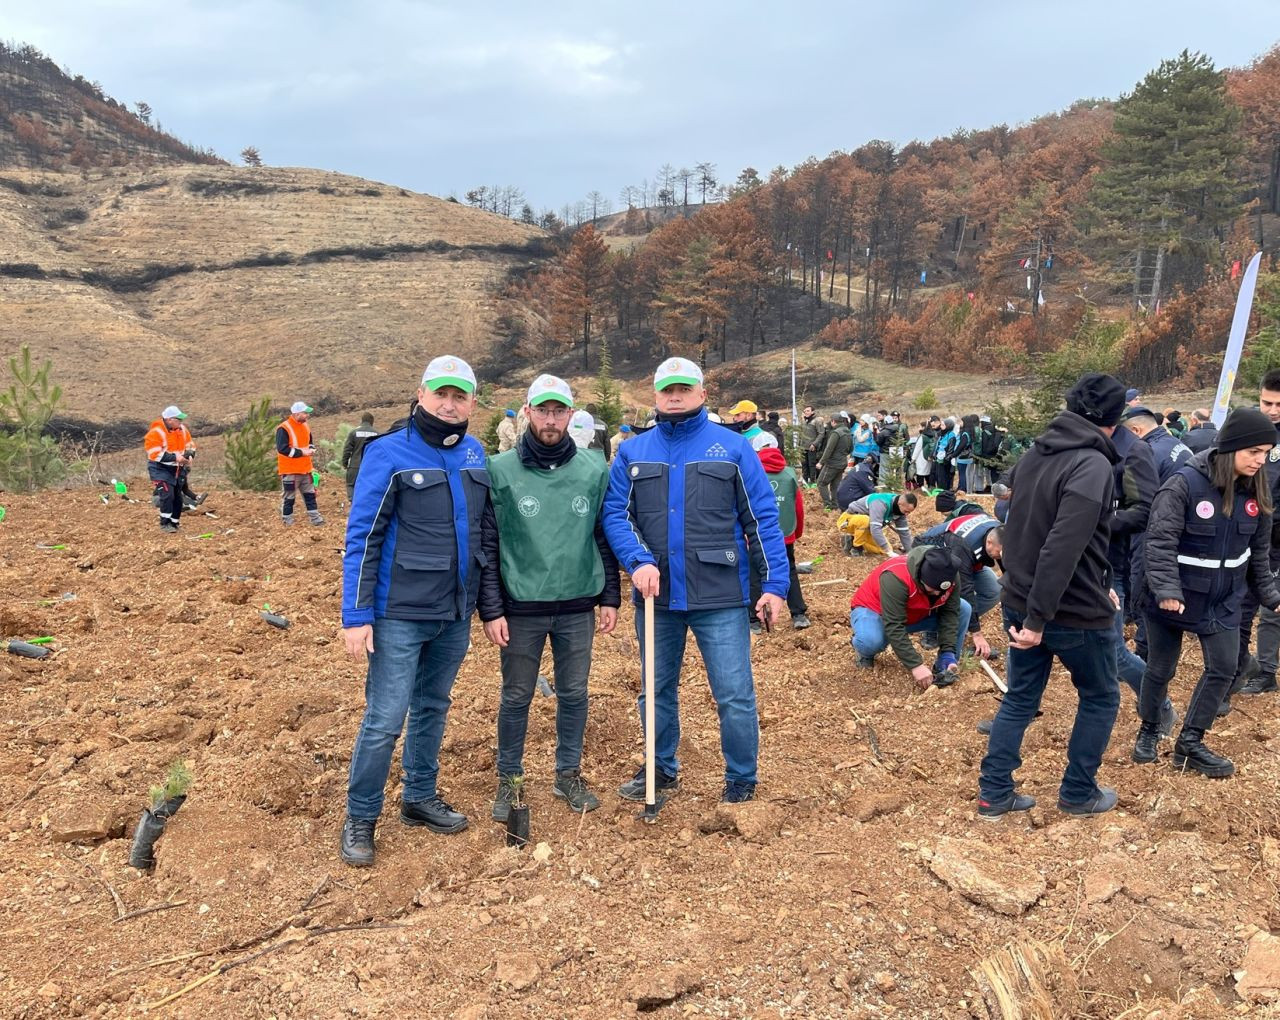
top-left (509, 774), bottom-right (526, 808)
top-left (481, 411), bottom-right (503, 454)
top-left (315, 423), bottom-right (349, 476)
top-left (913, 387), bottom-right (937, 410)
top-left (224, 396), bottom-right (279, 490)
top-left (148, 760), bottom-right (193, 809)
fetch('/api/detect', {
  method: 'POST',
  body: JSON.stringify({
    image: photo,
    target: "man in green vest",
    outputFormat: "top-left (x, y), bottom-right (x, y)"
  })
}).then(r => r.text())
top-left (838, 491), bottom-right (918, 557)
top-left (479, 373), bottom-right (621, 822)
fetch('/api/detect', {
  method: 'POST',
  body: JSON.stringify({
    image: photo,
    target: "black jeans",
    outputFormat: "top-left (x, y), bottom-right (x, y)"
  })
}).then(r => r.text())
top-left (1140, 613), bottom-right (1238, 732)
top-left (749, 543), bottom-right (807, 619)
top-left (801, 450), bottom-right (819, 484)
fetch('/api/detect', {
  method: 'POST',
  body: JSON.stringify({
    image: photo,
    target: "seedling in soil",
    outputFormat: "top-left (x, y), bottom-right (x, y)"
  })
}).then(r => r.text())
top-left (505, 775), bottom-right (530, 848)
top-left (149, 760), bottom-right (193, 811)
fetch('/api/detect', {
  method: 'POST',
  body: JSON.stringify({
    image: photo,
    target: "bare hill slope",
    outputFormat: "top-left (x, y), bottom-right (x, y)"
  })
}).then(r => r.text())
top-left (0, 165), bottom-right (548, 427)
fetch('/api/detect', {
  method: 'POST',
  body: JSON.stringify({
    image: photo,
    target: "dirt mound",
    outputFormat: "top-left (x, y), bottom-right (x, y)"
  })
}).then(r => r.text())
top-left (0, 486), bottom-right (1276, 1017)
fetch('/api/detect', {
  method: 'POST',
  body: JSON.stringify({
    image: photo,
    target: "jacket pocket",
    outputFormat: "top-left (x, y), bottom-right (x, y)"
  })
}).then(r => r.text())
top-left (695, 461), bottom-right (738, 512)
top-left (389, 549), bottom-right (454, 612)
top-left (628, 462), bottom-right (666, 532)
top-left (691, 546), bottom-right (743, 605)
top-left (398, 470), bottom-right (451, 522)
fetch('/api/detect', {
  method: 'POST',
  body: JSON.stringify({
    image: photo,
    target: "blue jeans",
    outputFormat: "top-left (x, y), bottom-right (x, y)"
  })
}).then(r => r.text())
top-left (1110, 575), bottom-right (1147, 701)
top-left (849, 599), bottom-right (973, 659)
top-left (636, 605), bottom-right (758, 785)
top-left (957, 460), bottom-right (972, 491)
top-left (980, 607), bottom-right (1119, 805)
top-left (346, 616), bottom-right (472, 820)
top-left (972, 567), bottom-right (1001, 621)
top-left (496, 611), bottom-right (593, 775)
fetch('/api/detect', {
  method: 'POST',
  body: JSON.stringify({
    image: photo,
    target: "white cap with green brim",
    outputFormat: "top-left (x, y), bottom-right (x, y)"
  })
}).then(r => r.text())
top-left (653, 357), bottom-right (703, 391)
top-left (162, 405), bottom-right (186, 420)
top-left (526, 374), bottom-right (573, 407)
top-left (290, 401), bottom-right (313, 414)
top-left (421, 355), bottom-right (477, 394)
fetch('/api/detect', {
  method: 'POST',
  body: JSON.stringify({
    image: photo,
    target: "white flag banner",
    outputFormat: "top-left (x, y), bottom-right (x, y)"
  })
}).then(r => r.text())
top-left (1211, 251), bottom-right (1264, 428)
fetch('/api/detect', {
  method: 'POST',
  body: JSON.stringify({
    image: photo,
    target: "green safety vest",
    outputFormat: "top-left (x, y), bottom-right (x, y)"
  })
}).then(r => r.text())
top-left (487, 448), bottom-right (607, 603)
top-left (768, 466), bottom-right (799, 537)
top-left (865, 492), bottom-right (898, 519)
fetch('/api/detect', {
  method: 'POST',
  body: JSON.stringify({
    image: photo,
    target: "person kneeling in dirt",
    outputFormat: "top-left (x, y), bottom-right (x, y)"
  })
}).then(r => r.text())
top-left (337, 356), bottom-right (492, 868)
top-left (849, 546), bottom-right (970, 687)
top-left (916, 513), bottom-right (1003, 656)
top-left (1132, 408), bottom-right (1280, 778)
top-left (838, 491), bottom-right (917, 557)
top-left (144, 405), bottom-right (194, 534)
top-left (479, 373), bottom-right (621, 822)
top-left (602, 357), bottom-right (788, 805)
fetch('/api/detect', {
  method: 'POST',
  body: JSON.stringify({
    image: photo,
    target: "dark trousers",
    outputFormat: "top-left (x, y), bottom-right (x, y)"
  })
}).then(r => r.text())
top-left (817, 469), bottom-right (844, 509)
top-left (1141, 613), bottom-right (1238, 732)
top-left (749, 543), bottom-right (807, 620)
top-left (801, 450), bottom-right (819, 484)
top-left (147, 463), bottom-right (183, 527)
top-left (496, 611), bottom-right (593, 775)
top-left (980, 607), bottom-right (1119, 804)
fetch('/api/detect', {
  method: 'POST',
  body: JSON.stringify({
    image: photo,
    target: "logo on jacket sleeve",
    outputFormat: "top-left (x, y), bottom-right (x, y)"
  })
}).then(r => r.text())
top-left (1246, 498), bottom-right (1260, 517)
top-left (706, 443), bottom-right (728, 457)
top-left (412, 472), bottom-right (424, 485)
top-left (465, 447), bottom-right (483, 465)
top-left (725, 550), bottom-right (737, 564)
top-left (518, 495), bottom-right (541, 517)
top-left (571, 495), bottom-right (590, 517)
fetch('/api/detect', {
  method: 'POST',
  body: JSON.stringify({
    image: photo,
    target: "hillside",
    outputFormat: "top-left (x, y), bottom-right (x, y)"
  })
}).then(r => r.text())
top-left (0, 164), bottom-right (548, 428)
top-left (0, 42), bottom-right (220, 170)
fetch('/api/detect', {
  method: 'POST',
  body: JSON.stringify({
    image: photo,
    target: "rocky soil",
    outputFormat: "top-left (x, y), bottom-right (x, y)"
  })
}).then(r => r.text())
top-left (1, 486), bottom-right (1279, 1018)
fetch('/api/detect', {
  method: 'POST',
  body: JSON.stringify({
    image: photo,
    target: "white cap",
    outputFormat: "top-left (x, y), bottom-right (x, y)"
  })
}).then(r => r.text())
top-left (749, 431), bottom-right (778, 451)
top-left (526, 373), bottom-right (573, 407)
top-left (290, 401), bottom-right (313, 414)
top-left (161, 405), bottom-right (186, 420)
top-left (568, 410), bottom-right (595, 448)
top-left (653, 357), bottom-right (703, 391)
top-left (421, 355), bottom-right (477, 394)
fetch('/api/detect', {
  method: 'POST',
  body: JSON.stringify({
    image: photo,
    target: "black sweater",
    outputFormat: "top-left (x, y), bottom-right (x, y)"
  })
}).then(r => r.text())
top-left (1001, 411), bottom-right (1119, 631)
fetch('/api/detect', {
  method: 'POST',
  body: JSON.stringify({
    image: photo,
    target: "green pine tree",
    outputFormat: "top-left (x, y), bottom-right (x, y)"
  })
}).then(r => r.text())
top-left (0, 345), bottom-right (66, 491)
top-left (224, 397), bottom-right (279, 490)
top-left (593, 335), bottom-right (624, 433)
top-left (1089, 50), bottom-right (1244, 309)
top-left (1240, 271), bottom-right (1280, 388)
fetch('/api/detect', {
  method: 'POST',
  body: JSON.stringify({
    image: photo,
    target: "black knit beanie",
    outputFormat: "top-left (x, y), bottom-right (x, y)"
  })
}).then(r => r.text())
top-left (918, 547), bottom-right (956, 592)
top-left (1215, 407), bottom-right (1277, 453)
top-left (1065, 373), bottom-right (1126, 427)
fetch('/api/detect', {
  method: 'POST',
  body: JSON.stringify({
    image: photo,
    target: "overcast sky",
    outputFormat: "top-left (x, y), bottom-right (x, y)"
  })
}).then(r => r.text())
top-left (7, 1), bottom-right (1277, 212)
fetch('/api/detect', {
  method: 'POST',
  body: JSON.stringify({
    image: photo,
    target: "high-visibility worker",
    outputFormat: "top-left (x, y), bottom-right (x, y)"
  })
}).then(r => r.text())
top-left (144, 404), bottom-right (194, 533)
top-left (277, 400), bottom-right (324, 526)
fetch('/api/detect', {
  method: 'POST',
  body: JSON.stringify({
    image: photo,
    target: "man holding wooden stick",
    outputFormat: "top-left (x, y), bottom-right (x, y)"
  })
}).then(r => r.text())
top-left (602, 357), bottom-right (788, 804)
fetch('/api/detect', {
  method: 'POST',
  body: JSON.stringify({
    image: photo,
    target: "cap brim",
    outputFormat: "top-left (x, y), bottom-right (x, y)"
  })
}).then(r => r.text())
top-left (425, 377), bottom-right (475, 394)
top-left (656, 375), bottom-right (701, 390)
top-left (170, 413), bottom-right (187, 419)
top-left (529, 393), bottom-right (571, 406)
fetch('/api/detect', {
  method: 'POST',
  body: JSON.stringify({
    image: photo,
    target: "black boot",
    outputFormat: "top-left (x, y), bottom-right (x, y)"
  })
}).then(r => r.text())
top-left (339, 817), bottom-right (375, 867)
top-left (1172, 728), bottom-right (1234, 778)
top-left (1132, 722), bottom-right (1160, 764)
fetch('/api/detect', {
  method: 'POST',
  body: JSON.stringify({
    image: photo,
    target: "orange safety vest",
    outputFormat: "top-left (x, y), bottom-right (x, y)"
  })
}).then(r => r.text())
top-left (277, 416), bottom-right (314, 476)
top-left (144, 418), bottom-right (193, 463)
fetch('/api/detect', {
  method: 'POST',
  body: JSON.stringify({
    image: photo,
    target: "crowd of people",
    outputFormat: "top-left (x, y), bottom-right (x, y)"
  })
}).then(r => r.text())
top-left (142, 358), bottom-right (1280, 867)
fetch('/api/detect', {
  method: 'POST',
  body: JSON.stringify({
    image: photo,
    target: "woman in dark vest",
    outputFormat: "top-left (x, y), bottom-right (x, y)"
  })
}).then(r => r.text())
top-left (1134, 408), bottom-right (1280, 776)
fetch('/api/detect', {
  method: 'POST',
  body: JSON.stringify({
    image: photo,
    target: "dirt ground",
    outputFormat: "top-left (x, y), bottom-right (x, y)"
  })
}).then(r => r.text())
top-left (1, 482), bottom-right (1279, 1019)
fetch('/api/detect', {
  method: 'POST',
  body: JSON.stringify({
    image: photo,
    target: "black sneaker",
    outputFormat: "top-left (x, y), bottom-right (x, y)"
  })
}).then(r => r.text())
top-left (856, 654), bottom-right (875, 668)
top-left (919, 632), bottom-right (940, 650)
top-left (160, 522), bottom-right (179, 534)
top-left (976, 792), bottom-right (1035, 819)
top-left (553, 770), bottom-right (600, 812)
top-left (792, 614), bottom-right (812, 630)
top-left (976, 717), bottom-right (994, 735)
top-left (400, 795), bottom-right (468, 833)
top-left (721, 781), bottom-right (756, 803)
top-left (1058, 787), bottom-right (1118, 816)
top-left (339, 817), bottom-right (375, 867)
top-left (1241, 673), bottom-right (1278, 695)
top-left (491, 774), bottom-right (520, 822)
top-left (1132, 724), bottom-right (1159, 764)
top-left (617, 767), bottom-right (679, 802)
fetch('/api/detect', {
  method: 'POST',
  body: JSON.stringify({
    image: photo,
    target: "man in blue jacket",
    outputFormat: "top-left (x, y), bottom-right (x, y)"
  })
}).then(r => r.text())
top-left (603, 357), bottom-right (789, 804)
top-left (337, 355), bottom-right (493, 868)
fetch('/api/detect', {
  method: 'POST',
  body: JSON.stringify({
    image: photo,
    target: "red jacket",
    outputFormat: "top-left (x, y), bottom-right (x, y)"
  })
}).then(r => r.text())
top-left (757, 446), bottom-right (803, 544)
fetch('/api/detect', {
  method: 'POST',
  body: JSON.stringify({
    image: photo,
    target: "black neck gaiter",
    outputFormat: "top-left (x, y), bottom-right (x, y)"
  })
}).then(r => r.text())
top-left (412, 405), bottom-right (469, 448)
top-left (517, 428), bottom-right (576, 469)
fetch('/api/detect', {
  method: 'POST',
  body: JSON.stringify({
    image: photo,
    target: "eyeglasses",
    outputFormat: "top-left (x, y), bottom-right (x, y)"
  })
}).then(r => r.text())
top-left (530, 405), bottom-right (573, 419)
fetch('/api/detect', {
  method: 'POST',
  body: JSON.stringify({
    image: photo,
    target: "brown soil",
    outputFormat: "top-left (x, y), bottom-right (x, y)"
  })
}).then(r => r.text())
top-left (1, 487), bottom-right (1277, 1019)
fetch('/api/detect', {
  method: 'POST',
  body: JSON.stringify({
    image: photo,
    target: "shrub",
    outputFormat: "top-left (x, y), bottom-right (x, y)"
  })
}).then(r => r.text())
top-left (913, 387), bottom-right (937, 410)
top-left (224, 397), bottom-right (279, 490)
top-left (0, 345), bottom-right (65, 491)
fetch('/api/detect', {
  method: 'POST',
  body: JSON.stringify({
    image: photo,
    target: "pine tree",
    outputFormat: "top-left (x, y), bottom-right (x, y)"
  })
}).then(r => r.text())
top-left (549, 225), bottom-right (610, 371)
top-left (593, 335), bottom-right (624, 433)
top-left (0, 345), bottom-right (65, 491)
top-left (1090, 51), bottom-right (1244, 309)
top-left (224, 397), bottom-right (279, 490)
top-left (1240, 271), bottom-right (1280, 387)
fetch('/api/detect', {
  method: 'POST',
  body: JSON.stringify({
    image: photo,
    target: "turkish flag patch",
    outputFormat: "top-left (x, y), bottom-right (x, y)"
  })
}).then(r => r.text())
top-left (1246, 498), bottom-right (1259, 517)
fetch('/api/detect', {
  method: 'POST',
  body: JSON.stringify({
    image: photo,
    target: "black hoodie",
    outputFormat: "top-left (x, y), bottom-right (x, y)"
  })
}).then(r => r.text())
top-left (1002, 411), bottom-right (1119, 631)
